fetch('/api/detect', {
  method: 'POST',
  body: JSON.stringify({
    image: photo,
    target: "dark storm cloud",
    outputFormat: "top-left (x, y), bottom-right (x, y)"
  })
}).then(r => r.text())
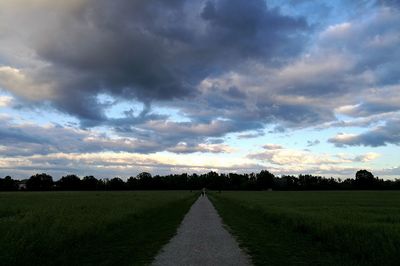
top-left (200, 0), bottom-right (308, 58)
top-left (274, 5), bottom-right (400, 103)
top-left (0, 116), bottom-right (237, 156)
top-left (0, 0), bottom-right (309, 126)
top-left (0, 117), bottom-right (161, 156)
top-left (329, 119), bottom-right (400, 147)
top-left (1, 0), bottom-right (400, 148)
top-left (0, 125), bottom-right (45, 145)
top-left (116, 118), bottom-right (263, 151)
top-left (167, 3), bottom-right (400, 134)
top-left (252, 100), bottom-right (336, 128)
top-left (339, 102), bottom-right (400, 118)
top-left (377, 0), bottom-right (400, 7)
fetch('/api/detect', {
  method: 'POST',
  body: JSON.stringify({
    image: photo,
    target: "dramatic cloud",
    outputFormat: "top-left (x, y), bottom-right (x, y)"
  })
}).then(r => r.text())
top-left (1, 1), bottom-right (399, 133)
top-left (0, 1), bottom-right (399, 178)
top-left (169, 5), bottom-right (400, 134)
top-left (335, 85), bottom-right (400, 118)
top-left (0, 0), bottom-right (309, 126)
top-left (329, 119), bottom-right (400, 147)
top-left (0, 116), bottom-right (238, 156)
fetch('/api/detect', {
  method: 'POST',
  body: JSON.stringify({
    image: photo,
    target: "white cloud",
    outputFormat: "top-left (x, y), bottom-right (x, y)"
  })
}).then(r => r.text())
top-left (0, 151), bottom-right (259, 179)
top-left (0, 66), bottom-right (54, 101)
top-left (0, 96), bottom-right (12, 107)
top-left (320, 22), bottom-right (352, 40)
top-left (355, 152), bottom-right (381, 162)
top-left (248, 145), bottom-right (380, 166)
top-left (330, 133), bottom-right (357, 143)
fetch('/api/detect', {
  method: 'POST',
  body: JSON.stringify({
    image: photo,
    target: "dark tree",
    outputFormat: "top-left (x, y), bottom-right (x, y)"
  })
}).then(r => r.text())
top-left (355, 170), bottom-right (378, 189)
top-left (81, 176), bottom-right (99, 190)
top-left (205, 171), bottom-right (219, 189)
top-left (137, 172), bottom-right (152, 189)
top-left (127, 176), bottom-right (139, 190)
top-left (107, 177), bottom-right (125, 190)
top-left (9, 169), bottom-right (400, 191)
top-left (26, 173), bottom-right (53, 191)
top-left (257, 170), bottom-right (275, 190)
top-left (279, 175), bottom-right (299, 190)
top-left (188, 173), bottom-right (201, 190)
top-left (58, 175), bottom-right (81, 190)
top-left (229, 173), bottom-right (248, 190)
top-left (0, 176), bottom-right (18, 191)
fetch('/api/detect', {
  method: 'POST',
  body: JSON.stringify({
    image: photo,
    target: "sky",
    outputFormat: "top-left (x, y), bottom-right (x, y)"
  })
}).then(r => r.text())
top-left (0, 0), bottom-right (399, 180)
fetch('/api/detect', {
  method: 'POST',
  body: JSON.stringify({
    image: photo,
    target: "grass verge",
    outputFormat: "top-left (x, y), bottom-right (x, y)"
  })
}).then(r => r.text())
top-left (210, 191), bottom-right (400, 266)
top-left (0, 191), bottom-right (197, 266)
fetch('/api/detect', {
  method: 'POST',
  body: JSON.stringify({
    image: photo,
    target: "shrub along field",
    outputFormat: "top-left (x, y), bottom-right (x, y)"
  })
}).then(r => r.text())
top-left (210, 191), bottom-right (400, 266)
top-left (0, 191), bottom-right (196, 266)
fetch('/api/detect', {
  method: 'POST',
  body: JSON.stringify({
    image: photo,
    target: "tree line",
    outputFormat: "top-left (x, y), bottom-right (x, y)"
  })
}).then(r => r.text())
top-left (1, 169), bottom-right (399, 191)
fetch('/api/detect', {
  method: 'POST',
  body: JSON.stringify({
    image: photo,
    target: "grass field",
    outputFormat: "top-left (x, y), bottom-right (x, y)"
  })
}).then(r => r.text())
top-left (210, 191), bottom-right (400, 266)
top-left (0, 191), bottom-right (197, 266)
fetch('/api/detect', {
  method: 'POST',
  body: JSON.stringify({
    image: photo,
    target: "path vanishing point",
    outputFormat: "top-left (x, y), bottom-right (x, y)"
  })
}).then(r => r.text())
top-left (152, 195), bottom-right (252, 266)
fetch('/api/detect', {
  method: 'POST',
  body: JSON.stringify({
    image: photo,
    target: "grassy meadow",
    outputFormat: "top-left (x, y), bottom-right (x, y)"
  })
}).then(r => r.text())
top-left (0, 191), bottom-right (196, 266)
top-left (210, 191), bottom-right (400, 266)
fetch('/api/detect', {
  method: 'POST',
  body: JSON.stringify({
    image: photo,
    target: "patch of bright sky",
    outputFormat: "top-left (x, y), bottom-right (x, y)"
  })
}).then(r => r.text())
top-left (224, 118), bottom-right (398, 171)
top-left (97, 93), bottom-right (191, 122)
top-left (155, 150), bottom-right (256, 173)
top-left (0, 89), bottom-right (79, 127)
top-left (97, 93), bottom-right (138, 119)
top-left (267, 0), bottom-right (376, 27)
top-left (152, 105), bottom-right (192, 123)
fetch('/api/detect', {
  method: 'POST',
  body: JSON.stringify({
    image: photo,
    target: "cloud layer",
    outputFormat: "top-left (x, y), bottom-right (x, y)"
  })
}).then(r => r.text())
top-left (0, 0), bottom-right (308, 124)
top-left (329, 118), bottom-right (400, 147)
top-left (0, 0), bottom-right (399, 178)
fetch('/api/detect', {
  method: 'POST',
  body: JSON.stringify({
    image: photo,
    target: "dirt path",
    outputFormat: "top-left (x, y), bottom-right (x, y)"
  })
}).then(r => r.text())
top-left (151, 195), bottom-right (252, 266)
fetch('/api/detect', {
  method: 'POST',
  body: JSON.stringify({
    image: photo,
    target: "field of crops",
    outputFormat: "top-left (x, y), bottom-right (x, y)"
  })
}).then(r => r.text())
top-left (210, 191), bottom-right (400, 266)
top-left (0, 191), bottom-right (196, 266)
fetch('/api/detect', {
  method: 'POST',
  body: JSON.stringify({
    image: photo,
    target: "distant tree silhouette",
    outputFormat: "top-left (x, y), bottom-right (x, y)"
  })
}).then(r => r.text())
top-left (0, 176), bottom-right (18, 191)
top-left (229, 173), bottom-right (248, 190)
top-left (107, 177), bottom-right (125, 190)
top-left (81, 176), bottom-right (99, 190)
top-left (278, 175), bottom-right (299, 190)
top-left (127, 176), bottom-right (139, 190)
top-left (257, 170), bottom-right (275, 190)
top-left (137, 172), bottom-right (152, 189)
top-left (7, 169), bottom-right (400, 192)
top-left (58, 175), bottom-right (81, 190)
top-left (26, 173), bottom-right (53, 191)
top-left (355, 170), bottom-right (378, 189)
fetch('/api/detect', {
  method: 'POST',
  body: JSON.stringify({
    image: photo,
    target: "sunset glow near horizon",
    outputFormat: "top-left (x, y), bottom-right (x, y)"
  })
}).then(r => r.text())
top-left (0, 0), bottom-right (399, 179)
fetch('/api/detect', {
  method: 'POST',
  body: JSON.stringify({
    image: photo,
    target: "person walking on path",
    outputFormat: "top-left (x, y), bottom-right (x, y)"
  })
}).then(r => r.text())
top-left (201, 187), bottom-right (206, 196)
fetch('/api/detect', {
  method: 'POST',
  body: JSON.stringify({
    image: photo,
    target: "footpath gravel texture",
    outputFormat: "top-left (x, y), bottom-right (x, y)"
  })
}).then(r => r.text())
top-left (151, 195), bottom-right (252, 266)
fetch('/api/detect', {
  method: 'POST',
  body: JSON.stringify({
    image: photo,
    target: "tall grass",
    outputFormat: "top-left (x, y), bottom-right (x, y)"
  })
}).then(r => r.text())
top-left (211, 191), bottom-right (400, 266)
top-left (0, 191), bottom-right (196, 266)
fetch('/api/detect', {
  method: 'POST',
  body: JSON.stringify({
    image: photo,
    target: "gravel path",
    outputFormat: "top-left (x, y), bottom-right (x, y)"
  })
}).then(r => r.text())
top-left (151, 195), bottom-right (252, 266)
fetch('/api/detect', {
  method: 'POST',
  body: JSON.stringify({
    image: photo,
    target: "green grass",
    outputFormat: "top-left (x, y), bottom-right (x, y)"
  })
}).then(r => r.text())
top-left (210, 191), bottom-right (400, 266)
top-left (0, 191), bottom-right (197, 266)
